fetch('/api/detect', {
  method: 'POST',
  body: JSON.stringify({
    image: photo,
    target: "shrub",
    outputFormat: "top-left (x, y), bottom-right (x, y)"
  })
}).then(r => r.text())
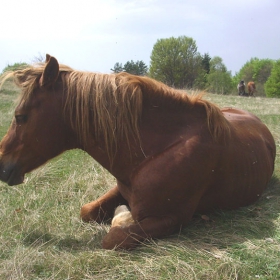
top-left (265, 60), bottom-right (280, 98)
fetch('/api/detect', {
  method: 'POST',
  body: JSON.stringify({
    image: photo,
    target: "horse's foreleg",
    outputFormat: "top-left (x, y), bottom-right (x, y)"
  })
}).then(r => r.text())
top-left (102, 215), bottom-right (178, 250)
top-left (80, 186), bottom-right (127, 223)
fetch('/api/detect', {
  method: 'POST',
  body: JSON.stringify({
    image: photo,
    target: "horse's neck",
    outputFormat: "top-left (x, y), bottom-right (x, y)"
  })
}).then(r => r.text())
top-left (82, 133), bottom-right (145, 183)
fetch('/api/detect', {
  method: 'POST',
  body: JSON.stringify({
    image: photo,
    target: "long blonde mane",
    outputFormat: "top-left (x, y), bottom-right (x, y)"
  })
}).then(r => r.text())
top-left (63, 71), bottom-right (143, 159)
top-left (0, 63), bottom-right (230, 162)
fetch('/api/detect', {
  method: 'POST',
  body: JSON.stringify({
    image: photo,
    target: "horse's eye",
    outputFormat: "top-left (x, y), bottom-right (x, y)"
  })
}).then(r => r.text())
top-left (15, 115), bottom-right (28, 124)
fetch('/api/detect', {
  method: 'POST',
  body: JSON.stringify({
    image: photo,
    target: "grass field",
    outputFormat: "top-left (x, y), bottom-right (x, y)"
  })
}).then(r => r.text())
top-left (0, 82), bottom-right (280, 280)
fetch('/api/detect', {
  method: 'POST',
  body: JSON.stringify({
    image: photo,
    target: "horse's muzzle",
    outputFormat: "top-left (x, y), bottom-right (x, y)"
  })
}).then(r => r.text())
top-left (0, 162), bottom-right (24, 186)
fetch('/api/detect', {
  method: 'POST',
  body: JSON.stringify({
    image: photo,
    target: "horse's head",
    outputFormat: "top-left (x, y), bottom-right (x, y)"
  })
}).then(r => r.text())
top-left (0, 55), bottom-right (75, 185)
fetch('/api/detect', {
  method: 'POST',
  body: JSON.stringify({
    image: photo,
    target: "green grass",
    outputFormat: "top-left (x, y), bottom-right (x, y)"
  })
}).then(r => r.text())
top-left (0, 85), bottom-right (280, 279)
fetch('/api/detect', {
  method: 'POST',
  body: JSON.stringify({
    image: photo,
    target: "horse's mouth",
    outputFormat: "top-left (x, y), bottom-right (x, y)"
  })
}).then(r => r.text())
top-left (0, 164), bottom-right (24, 186)
top-left (7, 173), bottom-right (24, 186)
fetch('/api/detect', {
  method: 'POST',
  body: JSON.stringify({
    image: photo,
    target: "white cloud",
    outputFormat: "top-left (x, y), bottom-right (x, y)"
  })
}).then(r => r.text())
top-left (0, 0), bottom-right (119, 40)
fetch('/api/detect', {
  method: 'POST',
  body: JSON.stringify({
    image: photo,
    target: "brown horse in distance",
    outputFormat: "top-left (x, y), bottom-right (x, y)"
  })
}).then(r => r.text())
top-left (248, 81), bottom-right (256, 96)
top-left (0, 55), bottom-right (276, 250)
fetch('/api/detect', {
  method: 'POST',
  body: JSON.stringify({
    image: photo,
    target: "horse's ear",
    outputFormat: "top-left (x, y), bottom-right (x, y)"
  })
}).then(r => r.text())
top-left (45, 54), bottom-right (51, 63)
top-left (40, 55), bottom-right (59, 87)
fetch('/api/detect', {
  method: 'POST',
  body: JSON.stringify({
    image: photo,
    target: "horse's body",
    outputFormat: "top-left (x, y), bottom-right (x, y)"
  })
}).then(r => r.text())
top-left (237, 81), bottom-right (246, 96)
top-left (0, 55), bottom-right (276, 250)
top-left (247, 81), bottom-right (256, 96)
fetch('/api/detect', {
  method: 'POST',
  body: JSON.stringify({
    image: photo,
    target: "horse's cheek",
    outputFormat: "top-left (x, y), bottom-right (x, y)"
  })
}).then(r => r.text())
top-left (0, 124), bottom-right (22, 154)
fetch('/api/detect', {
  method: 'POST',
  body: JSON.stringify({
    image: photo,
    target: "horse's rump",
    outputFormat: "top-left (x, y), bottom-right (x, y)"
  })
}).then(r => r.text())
top-left (247, 81), bottom-right (256, 96)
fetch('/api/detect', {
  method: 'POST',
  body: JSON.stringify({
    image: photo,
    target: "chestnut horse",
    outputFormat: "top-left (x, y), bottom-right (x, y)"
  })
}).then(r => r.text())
top-left (247, 81), bottom-right (256, 96)
top-left (0, 55), bottom-right (276, 250)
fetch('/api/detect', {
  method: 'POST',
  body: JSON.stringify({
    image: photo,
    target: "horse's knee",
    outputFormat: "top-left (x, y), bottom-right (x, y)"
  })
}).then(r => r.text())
top-left (80, 202), bottom-right (94, 222)
top-left (80, 201), bottom-right (104, 223)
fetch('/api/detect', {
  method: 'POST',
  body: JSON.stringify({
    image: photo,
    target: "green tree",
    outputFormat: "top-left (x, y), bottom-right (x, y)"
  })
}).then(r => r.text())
top-left (207, 56), bottom-right (233, 94)
top-left (111, 60), bottom-right (148, 76)
top-left (201, 53), bottom-right (211, 74)
top-left (123, 60), bottom-right (148, 76)
top-left (149, 36), bottom-right (202, 88)
top-left (110, 62), bottom-right (124, 73)
top-left (1, 62), bottom-right (29, 74)
top-left (264, 60), bottom-right (280, 98)
top-left (193, 53), bottom-right (211, 89)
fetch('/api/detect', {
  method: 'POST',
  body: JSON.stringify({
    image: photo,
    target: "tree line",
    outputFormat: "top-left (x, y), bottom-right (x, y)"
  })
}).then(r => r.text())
top-left (111, 36), bottom-right (280, 98)
top-left (2, 37), bottom-right (279, 97)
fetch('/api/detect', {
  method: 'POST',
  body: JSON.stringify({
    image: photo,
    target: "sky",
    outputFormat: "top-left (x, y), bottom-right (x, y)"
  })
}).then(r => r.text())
top-left (0, 0), bottom-right (279, 75)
